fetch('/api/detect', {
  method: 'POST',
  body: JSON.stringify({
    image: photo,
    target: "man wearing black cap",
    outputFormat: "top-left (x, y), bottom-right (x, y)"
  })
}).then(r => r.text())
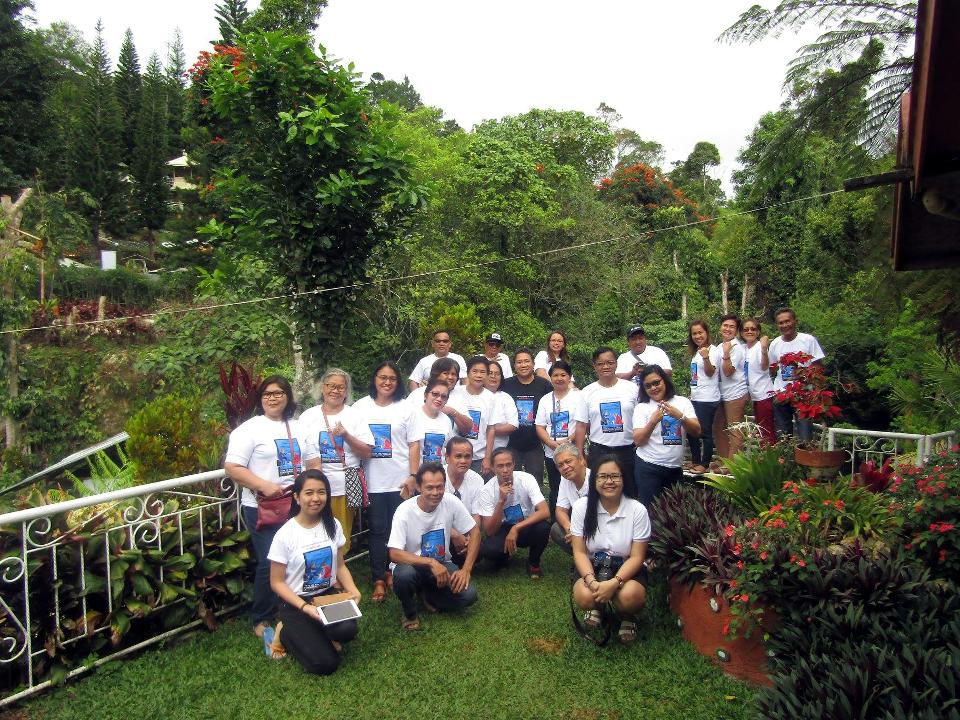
top-left (483, 332), bottom-right (513, 379)
top-left (616, 325), bottom-right (672, 388)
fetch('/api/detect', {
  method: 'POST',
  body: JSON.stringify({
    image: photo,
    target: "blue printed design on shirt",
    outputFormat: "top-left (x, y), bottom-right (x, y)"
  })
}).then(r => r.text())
top-left (423, 433), bottom-right (445, 463)
top-left (599, 401), bottom-right (624, 433)
top-left (369, 424), bottom-right (392, 459)
top-left (782, 363), bottom-right (795, 381)
top-left (550, 410), bottom-right (570, 439)
top-left (744, 360), bottom-right (749, 383)
top-left (273, 438), bottom-right (302, 477)
top-left (317, 431), bottom-right (344, 463)
top-left (516, 399), bottom-right (535, 427)
top-left (302, 546), bottom-right (333, 593)
top-left (420, 528), bottom-right (446, 560)
top-left (503, 503), bottom-right (524, 524)
top-left (690, 361), bottom-right (699, 387)
top-left (661, 415), bottom-right (682, 446)
top-left (466, 409), bottom-right (481, 440)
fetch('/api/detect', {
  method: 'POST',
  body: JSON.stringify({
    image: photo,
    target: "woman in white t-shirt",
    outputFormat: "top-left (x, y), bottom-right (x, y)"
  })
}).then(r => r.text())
top-left (714, 314), bottom-right (749, 463)
top-left (631, 365), bottom-right (700, 508)
top-left (535, 360), bottom-right (588, 515)
top-left (534, 330), bottom-right (570, 380)
top-left (484, 360), bottom-right (518, 455)
top-left (224, 375), bottom-right (311, 638)
top-left (408, 377), bottom-right (457, 469)
top-left (268, 469), bottom-right (360, 675)
top-left (353, 361), bottom-right (413, 603)
top-left (741, 318), bottom-right (776, 445)
top-left (570, 456), bottom-right (650, 644)
top-left (301, 369), bottom-right (374, 557)
top-left (686, 320), bottom-right (721, 474)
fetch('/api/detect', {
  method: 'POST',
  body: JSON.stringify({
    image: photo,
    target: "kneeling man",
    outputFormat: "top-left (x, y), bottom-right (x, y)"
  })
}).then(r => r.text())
top-left (477, 447), bottom-right (551, 579)
top-left (388, 462), bottom-right (479, 630)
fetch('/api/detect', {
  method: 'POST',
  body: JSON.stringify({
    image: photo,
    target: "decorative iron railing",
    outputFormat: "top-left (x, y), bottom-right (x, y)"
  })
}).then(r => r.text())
top-left (823, 427), bottom-right (957, 468)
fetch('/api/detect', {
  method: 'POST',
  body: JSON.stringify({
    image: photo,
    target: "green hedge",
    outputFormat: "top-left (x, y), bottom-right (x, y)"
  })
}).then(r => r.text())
top-left (41, 267), bottom-right (199, 307)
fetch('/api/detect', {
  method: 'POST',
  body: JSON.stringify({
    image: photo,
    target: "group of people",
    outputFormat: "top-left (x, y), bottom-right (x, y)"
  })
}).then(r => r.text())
top-left (223, 308), bottom-right (824, 674)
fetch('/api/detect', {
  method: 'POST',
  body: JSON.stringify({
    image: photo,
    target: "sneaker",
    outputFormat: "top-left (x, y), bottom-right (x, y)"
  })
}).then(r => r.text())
top-left (527, 564), bottom-right (542, 580)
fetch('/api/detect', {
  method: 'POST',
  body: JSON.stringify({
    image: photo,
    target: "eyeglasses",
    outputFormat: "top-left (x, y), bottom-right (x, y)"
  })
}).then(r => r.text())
top-left (596, 473), bottom-right (623, 482)
top-left (375, 374), bottom-right (398, 382)
top-left (743, 327), bottom-right (759, 333)
top-left (433, 337), bottom-right (452, 344)
top-left (324, 383), bottom-right (346, 392)
top-left (428, 391), bottom-right (449, 401)
top-left (643, 379), bottom-right (663, 390)
top-left (262, 391), bottom-right (286, 400)
top-left (594, 360), bottom-right (616, 367)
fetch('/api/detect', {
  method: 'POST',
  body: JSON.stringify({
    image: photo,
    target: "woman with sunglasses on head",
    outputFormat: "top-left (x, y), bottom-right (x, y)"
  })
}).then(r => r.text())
top-left (408, 376), bottom-right (458, 472)
top-left (535, 360), bottom-right (588, 516)
top-left (352, 361), bottom-right (412, 602)
top-left (686, 320), bottom-right (721, 475)
top-left (570, 455), bottom-right (650, 644)
top-left (534, 330), bottom-right (571, 381)
top-left (741, 319), bottom-right (776, 445)
top-left (301, 369), bottom-right (374, 557)
top-left (631, 365), bottom-right (700, 507)
top-left (268, 469), bottom-right (360, 675)
top-left (224, 375), bottom-right (313, 639)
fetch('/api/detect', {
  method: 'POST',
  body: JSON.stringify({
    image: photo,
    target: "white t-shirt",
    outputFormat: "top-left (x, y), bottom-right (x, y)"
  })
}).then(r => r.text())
top-left (534, 390), bottom-right (588, 459)
top-left (476, 471), bottom-right (546, 523)
top-left (718, 339), bottom-right (749, 401)
top-left (408, 406), bottom-right (456, 466)
top-left (267, 516), bottom-right (346, 596)
top-left (768, 332), bottom-right (826, 391)
top-left (689, 346), bottom-right (722, 402)
top-left (744, 342), bottom-right (776, 402)
top-left (449, 385), bottom-right (497, 460)
top-left (352, 396), bottom-right (412, 494)
top-left (581, 380), bottom-right (638, 448)
top-left (409, 352), bottom-right (467, 386)
top-left (387, 494), bottom-right (476, 563)
top-left (570, 496), bottom-right (651, 558)
top-left (556, 468), bottom-right (591, 511)
top-left (489, 390), bottom-right (518, 450)
top-left (445, 469), bottom-right (485, 515)
top-left (225, 415), bottom-right (312, 508)
top-left (487, 353), bottom-right (513, 379)
top-left (617, 346), bottom-right (673, 388)
top-left (301, 404), bottom-right (375, 497)
top-left (632, 395), bottom-right (696, 468)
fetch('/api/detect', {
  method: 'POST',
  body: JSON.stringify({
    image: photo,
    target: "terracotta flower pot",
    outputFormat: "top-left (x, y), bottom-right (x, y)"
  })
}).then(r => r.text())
top-left (668, 579), bottom-right (775, 686)
top-left (794, 446), bottom-right (847, 480)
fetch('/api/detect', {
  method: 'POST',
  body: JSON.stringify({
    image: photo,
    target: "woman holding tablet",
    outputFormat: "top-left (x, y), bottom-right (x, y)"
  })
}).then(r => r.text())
top-left (268, 469), bottom-right (361, 675)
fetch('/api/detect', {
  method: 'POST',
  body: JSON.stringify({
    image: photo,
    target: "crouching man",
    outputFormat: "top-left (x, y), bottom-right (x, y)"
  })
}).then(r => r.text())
top-left (388, 462), bottom-right (479, 630)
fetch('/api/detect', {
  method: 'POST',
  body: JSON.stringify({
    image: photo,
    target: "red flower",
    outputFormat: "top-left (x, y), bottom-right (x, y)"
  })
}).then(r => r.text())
top-left (759, 551), bottom-right (768, 561)
top-left (740, 594), bottom-right (750, 603)
top-left (724, 524), bottom-right (735, 537)
top-left (939, 549), bottom-right (947, 562)
top-left (799, 511), bottom-right (810, 523)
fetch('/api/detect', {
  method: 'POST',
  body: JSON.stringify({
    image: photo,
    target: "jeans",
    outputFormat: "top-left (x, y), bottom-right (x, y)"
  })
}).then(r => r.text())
top-left (633, 457), bottom-right (683, 508)
top-left (392, 561), bottom-right (478, 619)
top-left (544, 458), bottom-right (561, 517)
top-left (241, 505), bottom-right (281, 626)
top-left (774, 401), bottom-right (813, 442)
top-left (367, 491), bottom-right (403, 582)
top-left (480, 520), bottom-right (550, 568)
top-left (278, 596), bottom-right (357, 675)
top-left (690, 400), bottom-right (719, 467)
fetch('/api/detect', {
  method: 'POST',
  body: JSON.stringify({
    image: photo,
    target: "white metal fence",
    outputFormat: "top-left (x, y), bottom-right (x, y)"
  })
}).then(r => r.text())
top-left (823, 427), bottom-right (958, 468)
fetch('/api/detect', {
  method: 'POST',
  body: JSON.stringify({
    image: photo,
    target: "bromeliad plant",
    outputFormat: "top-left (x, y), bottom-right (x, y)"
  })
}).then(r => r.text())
top-left (701, 442), bottom-right (800, 514)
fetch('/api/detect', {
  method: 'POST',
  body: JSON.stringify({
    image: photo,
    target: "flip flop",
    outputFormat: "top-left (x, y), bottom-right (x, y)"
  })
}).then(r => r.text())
top-left (371, 580), bottom-right (387, 603)
top-left (401, 615), bottom-right (421, 631)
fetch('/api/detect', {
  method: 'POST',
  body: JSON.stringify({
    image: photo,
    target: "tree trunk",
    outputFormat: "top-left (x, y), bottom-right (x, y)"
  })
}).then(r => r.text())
top-left (721, 269), bottom-right (729, 314)
top-left (740, 272), bottom-right (750, 315)
top-left (1, 188), bottom-right (33, 449)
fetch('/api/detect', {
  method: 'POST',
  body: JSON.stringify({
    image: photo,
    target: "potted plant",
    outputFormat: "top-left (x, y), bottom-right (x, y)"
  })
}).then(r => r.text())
top-left (771, 351), bottom-right (846, 475)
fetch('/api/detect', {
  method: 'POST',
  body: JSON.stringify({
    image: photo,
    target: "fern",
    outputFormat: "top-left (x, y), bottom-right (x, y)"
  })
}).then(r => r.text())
top-left (65, 446), bottom-right (138, 497)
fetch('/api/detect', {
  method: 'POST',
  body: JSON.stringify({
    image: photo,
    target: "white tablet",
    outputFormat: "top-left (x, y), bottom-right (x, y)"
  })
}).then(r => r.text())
top-left (316, 599), bottom-right (362, 625)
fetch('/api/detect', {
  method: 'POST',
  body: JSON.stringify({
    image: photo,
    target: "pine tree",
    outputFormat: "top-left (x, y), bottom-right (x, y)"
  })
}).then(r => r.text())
top-left (72, 20), bottom-right (123, 252)
top-left (132, 53), bottom-right (168, 261)
top-left (164, 27), bottom-right (186, 155)
top-left (114, 28), bottom-right (142, 165)
top-left (214, 0), bottom-right (250, 44)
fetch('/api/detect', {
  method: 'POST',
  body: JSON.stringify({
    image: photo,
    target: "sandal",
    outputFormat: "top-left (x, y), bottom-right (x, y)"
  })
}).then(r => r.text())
top-left (690, 465), bottom-right (708, 475)
top-left (371, 580), bottom-right (387, 603)
top-left (401, 615), bottom-right (421, 631)
top-left (618, 619), bottom-right (637, 644)
top-left (583, 610), bottom-right (602, 629)
top-left (252, 621), bottom-right (269, 638)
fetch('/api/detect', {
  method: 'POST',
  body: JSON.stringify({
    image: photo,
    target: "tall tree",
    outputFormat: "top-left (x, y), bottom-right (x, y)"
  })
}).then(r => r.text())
top-left (245, 0), bottom-right (327, 34)
top-left (670, 141), bottom-right (723, 211)
top-left (164, 27), bottom-right (187, 154)
top-left (72, 21), bottom-right (123, 251)
top-left (366, 72), bottom-right (422, 111)
top-left (132, 53), bottom-right (169, 260)
top-left (114, 28), bottom-right (142, 164)
top-left (214, 0), bottom-right (249, 44)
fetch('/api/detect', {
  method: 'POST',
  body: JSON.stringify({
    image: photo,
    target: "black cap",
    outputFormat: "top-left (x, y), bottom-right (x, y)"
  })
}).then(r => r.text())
top-left (485, 332), bottom-right (504, 345)
top-left (628, 325), bottom-right (645, 338)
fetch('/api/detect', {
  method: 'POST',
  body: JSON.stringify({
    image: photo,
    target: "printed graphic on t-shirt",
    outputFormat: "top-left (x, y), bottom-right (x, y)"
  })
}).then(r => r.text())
top-left (600, 401), bottom-right (624, 433)
top-left (317, 431), bottom-right (344, 463)
top-left (661, 416), bottom-right (682, 446)
top-left (302, 545), bottom-right (333, 593)
top-left (504, 503), bottom-right (524, 524)
top-left (690, 361), bottom-right (699, 387)
top-left (273, 438), bottom-right (302, 476)
top-left (782, 364), bottom-right (795, 381)
top-left (420, 528), bottom-right (446, 560)
top-left (466, 410), bottom-right (481, 440)
top-left (550, 410), bottom-right (570, 439)
top-left (516, 399), bottom-right (535, 426)
top-left (423, 433), bottom-right (445, 462)
top-left (370, 424), bottom-right (392, 459)
top-left (743, 360), bottom-right (749, 383)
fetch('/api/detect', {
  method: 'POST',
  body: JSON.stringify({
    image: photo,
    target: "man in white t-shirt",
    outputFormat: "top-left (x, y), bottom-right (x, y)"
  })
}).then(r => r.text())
top-left (449, 356), bottom-right (498, 475)
top-left (388, 462), bottom-right (479, 630)
top-left (408, 329), bottom-right (467, 391)
top-left (767, 307), bottom-right (826, 443)
top-left (444, 437), bottom-right (484, 568)
top-left (476, 448), bottom-right (551, 578)
top-left (482, 332), bottom-right (513, 379)
top-left (616, 325), bottom-right (673, 387)
top-left (549, 443), bottom-right (591, 555)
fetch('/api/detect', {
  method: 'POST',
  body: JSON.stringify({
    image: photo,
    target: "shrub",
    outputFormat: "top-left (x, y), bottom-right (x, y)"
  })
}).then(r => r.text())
top-left (701, 443), bottom-right (800, 513)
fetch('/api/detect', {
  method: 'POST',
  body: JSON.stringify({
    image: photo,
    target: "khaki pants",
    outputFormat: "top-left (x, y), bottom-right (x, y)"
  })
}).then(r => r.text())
top-left (714, 394), bottom-right (749, 460)
top-left (329, 494), bottom-right (354, 556)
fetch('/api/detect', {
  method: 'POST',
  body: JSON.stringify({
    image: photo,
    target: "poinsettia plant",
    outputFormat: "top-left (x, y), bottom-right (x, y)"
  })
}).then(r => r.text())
top-left (772, 351), bottom-right (842, 423)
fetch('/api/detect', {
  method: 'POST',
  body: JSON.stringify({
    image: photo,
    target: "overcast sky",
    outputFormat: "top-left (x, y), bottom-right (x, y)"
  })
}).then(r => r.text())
top-left (31, 1), bottom-right (816, 192)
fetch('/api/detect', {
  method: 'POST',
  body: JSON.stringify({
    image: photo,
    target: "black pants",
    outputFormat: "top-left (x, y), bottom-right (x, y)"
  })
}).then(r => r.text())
top-left (690, 400), bottom-right (719, 467)
top-left (480, 520), bottom-right (550, 568)
top-left (278, 597), bottom-right (358, 676)
top-left (544, 458), bottom-right (562, 517)
top-left (587, 443), bottom-right (637, 498)
top-left (633, 457), bottom-right (683, 508)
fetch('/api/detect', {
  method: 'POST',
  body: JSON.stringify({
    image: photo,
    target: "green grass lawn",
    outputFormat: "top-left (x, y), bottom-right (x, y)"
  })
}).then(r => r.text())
top-left (23, 548), bottom-right (755, 720)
